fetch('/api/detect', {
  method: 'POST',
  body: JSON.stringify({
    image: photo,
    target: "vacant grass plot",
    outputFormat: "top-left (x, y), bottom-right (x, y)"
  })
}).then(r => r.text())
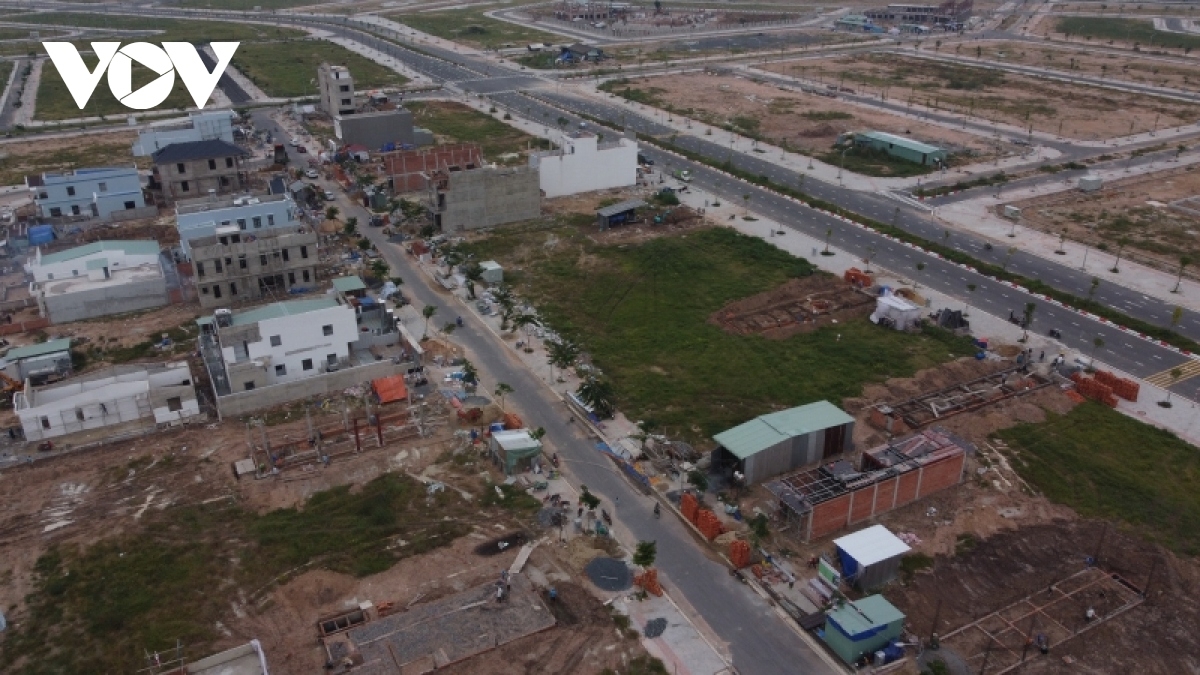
top-left (231, 40), bottom-right (409, 98)
top-left (37, 58), bottom-right (197, 120)
top-left (463, 224), bottom-right (975, 439)
top-left (976, 41), bottom-right (1200, 90)
top-left (763, 53), bottom-right (1200, 140)
top-left (178, 0), bottom-right (320, 9)
top-left (406, 100), bottom-right (549, 160)
top-left (0, 473), bottom-right (472, 674)
top-left (0, 133), bottom-right (143, 187)
top-left (997, 402), bottom-right (1200, 556)
top-left (8, 13), bottom-right (303, 43)
top-left (1055, 16), bottom-right (1200, 51)
top-left (392, 8), bottom-right (563, 50)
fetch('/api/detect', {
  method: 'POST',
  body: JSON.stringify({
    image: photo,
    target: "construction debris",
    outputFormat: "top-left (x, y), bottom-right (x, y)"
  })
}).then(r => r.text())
top-left (709, 275), bottom-right (875, 339)
top-left (867, 365), bottom-right (1055, 433)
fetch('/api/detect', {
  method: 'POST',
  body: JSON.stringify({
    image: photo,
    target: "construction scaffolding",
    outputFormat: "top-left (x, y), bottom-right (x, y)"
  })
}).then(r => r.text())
top-left (868, 366), bottom-right (1055, 434)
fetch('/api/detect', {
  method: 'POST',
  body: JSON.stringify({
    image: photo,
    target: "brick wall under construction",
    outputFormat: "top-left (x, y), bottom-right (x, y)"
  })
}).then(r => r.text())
top-left (383, 143), bottom-right (483, 193)
top-left (804, 451), bottom-right (965, 541)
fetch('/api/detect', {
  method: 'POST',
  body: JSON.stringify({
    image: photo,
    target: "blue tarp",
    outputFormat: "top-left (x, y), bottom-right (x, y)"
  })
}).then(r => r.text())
top-left (838, 547), bottom-right (860, 582)
top-left (28, 225), bottom-right (54, 245)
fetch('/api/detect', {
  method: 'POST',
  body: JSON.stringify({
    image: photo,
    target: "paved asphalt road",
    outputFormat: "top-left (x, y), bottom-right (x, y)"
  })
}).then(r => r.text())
top-left (343, 192), bottom-right (832, 675)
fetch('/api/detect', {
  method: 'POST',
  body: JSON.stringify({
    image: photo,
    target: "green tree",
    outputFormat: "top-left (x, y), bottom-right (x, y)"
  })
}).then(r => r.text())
top-left (750, 513), bottom-right (769, 540)
top-left (357, 238), bottom-right (372, 251)
top-left (1164, 367), bottom-right (1184, 406)
top-left (1092, 336), bottom-right (1104, 362)
top-left (823, 228), bottom-right (833, 254)
top-left (461, 359), bottom-right (478, 384)
top-left (1171, 305), bottom-right (1184, 331)
top-left (1088, 276), bottom-right (1101, 302)
top-left (325, 206), bottom-right (340, 221)
top-left (1110, 237), bottom-right (1129, 273)
top-left (577, 376), bottom-right (617, 419)
top-left (633, 541), bottom-right (658, 569)
top-left (547, 338), bottom-right (580, 383)
top-left (579, 486), bottom-right (601, 510)
top-left (344, 216), bottom-right (358, 236)
top-left (369, 258), bottom-right (389, 281)
top-left (1022, 302), bottom-right (1037, 341)
top-left (422, 304), bottom-right (438, 339)
top-left (511, 311), bottom-right (542, 337)
top-left (914, 262), bottom-right (926, 289)
top-left (1003, 246), bottom-right (1018, 271)
top-left (493, 382), bottom-right (514, 411)
top-left (687, 469), bottom-right (709, 494)
top-left (463, 262), bottom-right (484, 300)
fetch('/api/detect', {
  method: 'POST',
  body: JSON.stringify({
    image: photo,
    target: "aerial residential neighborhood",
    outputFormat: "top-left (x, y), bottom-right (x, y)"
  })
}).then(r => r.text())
top-left (1, 1), bottom-right (1199, 674)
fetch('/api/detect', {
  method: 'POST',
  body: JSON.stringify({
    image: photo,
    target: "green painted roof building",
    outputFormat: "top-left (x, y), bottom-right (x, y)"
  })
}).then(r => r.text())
top-left (713, 401), bottom-right (855, 484)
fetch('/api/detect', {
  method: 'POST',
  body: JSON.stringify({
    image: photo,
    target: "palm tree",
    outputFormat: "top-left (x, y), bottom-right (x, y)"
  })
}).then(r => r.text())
top-left (1173, 256), bottom-right (1192, 293)
top-left (633, 540), bottom-right (657, 569)
top-left (1171, 305), bottom-right (1184, 332)
top-left (494, 383), bottom-right (514, 411)
top-left (422, 304), bottom-right (438, 339)
top-left (1022, 302), bottom-right (1037, 341)
top-left (325, 206), bottom-right (340, 221)
top-left (1110, 237), bottom-right (1129, 273)
top-left (577, 376), bottom-right (616, 419)
top-left (823, 228), bottom-right (833, 255)
top-left (547, 338), bottom-right (580, 383)
top-left (463, 262), bottom-right (483, 299)
top-left (461, 359), bottom-right (479, 385)
top-left (510, 311), bottom-right (541, 338)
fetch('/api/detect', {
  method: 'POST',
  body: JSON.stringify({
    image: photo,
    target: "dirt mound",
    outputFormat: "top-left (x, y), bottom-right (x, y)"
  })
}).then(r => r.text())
top-left (798, 123), bottom-right (838, 138)
top-left (889, 520), bottom-right (1200, 675)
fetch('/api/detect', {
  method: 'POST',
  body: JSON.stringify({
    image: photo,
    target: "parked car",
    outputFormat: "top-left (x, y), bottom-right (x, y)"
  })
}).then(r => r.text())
top-left (638, 154), bottom-right (654, 166)
top-left (295, 145), bottom-right (308, 154)
top-left (324, 189), bottom-right (335, 200)
top-left (305, 169), bottom-right (319, 179)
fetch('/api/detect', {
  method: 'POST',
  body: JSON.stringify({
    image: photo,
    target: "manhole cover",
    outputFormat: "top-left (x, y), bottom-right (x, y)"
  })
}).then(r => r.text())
top-left (644, 617), bottom-right (668, 638)
top-left (585, 557), bottom-right (632, 591)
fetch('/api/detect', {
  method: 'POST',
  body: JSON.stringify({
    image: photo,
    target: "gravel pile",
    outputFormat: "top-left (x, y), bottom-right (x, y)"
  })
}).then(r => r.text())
top-left (585, 557), bottom-right (632, 591)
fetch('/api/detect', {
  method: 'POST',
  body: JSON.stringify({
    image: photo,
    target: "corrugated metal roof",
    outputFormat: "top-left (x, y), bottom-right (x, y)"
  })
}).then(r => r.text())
top-left (715, 401), bottom-right (853, 459)
top-left (39, 240), bottom-right (160, 265)
top-left (332, 276), bottom-right (367, 293)
top-left (152, 139), bottom-right (247, 164)
top-left (834, 525), bottom-right (911, 568)
top-left (858, 131), bottom-right (942, 155)
top-left (229, 297), bottom-right (339, 326)
top-left (6, 338), bottom-right (72, 360)
top-left (825, 595), bottom-right (904, 635)
top-left (596, 199), bottom-right (646, 218)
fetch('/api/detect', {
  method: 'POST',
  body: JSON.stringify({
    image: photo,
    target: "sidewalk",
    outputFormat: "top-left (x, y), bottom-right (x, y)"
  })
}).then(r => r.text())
top-left (932, 158), bottom-right (1200, 312)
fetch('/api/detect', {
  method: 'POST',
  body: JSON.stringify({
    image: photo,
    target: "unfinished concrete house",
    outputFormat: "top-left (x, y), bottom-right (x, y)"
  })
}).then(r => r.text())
top-left (25, 240), bottom-right (169, 323)
top-left (425, 164), bottom-right (540, 233)
top-left (385, 143), bottom-right (482, 193)
top-left (197, 298), bottom-right (397, 417)
top-left (14, 361), bottom-right (201, 442)
top-left (190, 225), bottom-right (318, 308)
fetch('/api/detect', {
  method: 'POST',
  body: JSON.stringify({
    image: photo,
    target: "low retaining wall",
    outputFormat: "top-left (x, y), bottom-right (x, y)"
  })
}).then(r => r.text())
top-left (214, 359), bottom-right (398, 418)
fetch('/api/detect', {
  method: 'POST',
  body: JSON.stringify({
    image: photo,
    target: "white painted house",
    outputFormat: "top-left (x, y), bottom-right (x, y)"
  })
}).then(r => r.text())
top-left (132, 110), bottom-right (237, 157)
top-left (26, 240), bottom-right (162, 283)
top-left (198, 297), bottom-right (359, 393)
top-left (24, 240), bottom-right (169, 323)
top-left (529, 129), bottom-right (638, 198)
top-left (14, 361), bottom-right (201, 442)
top-left (175, 193), bottom-right (299, 256)
top-left (26, 167), bottom-right (149, 221)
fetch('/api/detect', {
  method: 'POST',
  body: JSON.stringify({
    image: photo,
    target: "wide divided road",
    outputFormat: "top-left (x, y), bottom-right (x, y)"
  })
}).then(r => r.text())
top-left (494, 90), bottom-right (1200, 400)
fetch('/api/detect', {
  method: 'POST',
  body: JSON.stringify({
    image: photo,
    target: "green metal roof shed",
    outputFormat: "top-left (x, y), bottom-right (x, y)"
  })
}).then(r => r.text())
top-left (713, 401), bottom-right (854, 484)
top-left (332, 276), bottom-right (367, 295)
top-left (854, 131), bottom-right (947, 166)
top-left (823, 595), bottom-right (905, 665)
top-left (6, 338), bottom-right (72, 361)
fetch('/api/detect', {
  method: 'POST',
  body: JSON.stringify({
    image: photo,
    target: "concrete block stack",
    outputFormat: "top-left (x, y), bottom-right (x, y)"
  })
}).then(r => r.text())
top-left (729, 539), bottom-right (751, 569)
top-left (1093, 370), bottom-right (1140, 402)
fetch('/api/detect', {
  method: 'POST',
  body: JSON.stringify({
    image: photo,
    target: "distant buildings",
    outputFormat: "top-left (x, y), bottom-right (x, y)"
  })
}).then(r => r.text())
top-left (318, 63), bottom-right (356, 117)
top-left (14, 361), bottom-right (201, 442)
top-left (152, 139), bottom-right (249, 202)
top-left (335, 109), bottom-right (417, 151)
top-left (427, 164), bottom-right (541, 233)
top-left (25, 240), bottom-right (168, 323)
top-left (26, 167), bottom-right (151, 222)
top-left (530, 129), bottom-right (638, 198)
top-left (132, 110), bottom-right (237, 157)
top-left (846, 131), bottom-right (946, 167)
top-left (865, 0), bottom-right (973, 26)
top-left (189, 225), bottom-right (318, 308)
top-left (174, 192), bottom-right (299, 256)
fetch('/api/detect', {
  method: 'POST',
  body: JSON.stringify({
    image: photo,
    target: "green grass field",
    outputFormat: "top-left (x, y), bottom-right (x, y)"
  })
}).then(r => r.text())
top-left (406, 100), bottom-right (549, 159)
top-left (1056, 17), bottom-right (1200, 50)
top-left (462, 224), bottom-right (976, 439)
top-left (0, 60), bottom-right (12, 94)
top-left (0, 137), bottom-right (143, 187)
top-left (178, 0), bottom-right (320, 9)
top-left (36, 58), bottom-right (197, 120)
top-left (998, 402), bottom-right (1200, 555)
top-left (231, 40), bottom-right (410, 98)
top-left (8, 13), bottom-right (304, 42)
top-left (0, 472), bottom-right (475, 673)
top-left (392, 8), bottom-right (563, 50)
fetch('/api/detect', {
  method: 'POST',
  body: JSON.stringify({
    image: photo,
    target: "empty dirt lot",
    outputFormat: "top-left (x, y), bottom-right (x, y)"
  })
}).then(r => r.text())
top-left (709, 273), bottom-right (874, 339)
top-left (605, 72), bottom-right (1000, 160)
top-left (975, 40), bottom-right (1200, 90)
top-left (759, 53), bottom-right (1200, 140)
top-left (1011, 163), bottom-right (1200, 266)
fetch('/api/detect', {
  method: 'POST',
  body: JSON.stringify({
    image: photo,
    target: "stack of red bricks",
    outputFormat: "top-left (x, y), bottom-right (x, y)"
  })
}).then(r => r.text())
top-left (680, 493), bottom-right (699, 523)
top-left (1094, 370), bottom-right (1140, 402)
top-left (696, 509), bottom-right (724, 540)
top-left (634, 568), bottom-right (664, 596)
top-left (730, 540), bottom-right (751, 569)
top-left (1073, 375), bottom-right (1119, 407)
